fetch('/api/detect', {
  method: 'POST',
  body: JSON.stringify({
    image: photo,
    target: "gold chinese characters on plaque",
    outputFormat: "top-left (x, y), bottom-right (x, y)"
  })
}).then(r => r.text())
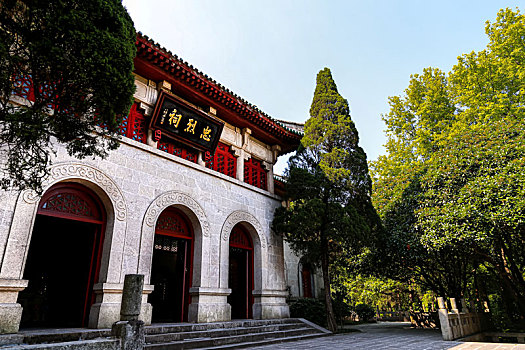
top-left (151, 91), bottom-right (224, 153)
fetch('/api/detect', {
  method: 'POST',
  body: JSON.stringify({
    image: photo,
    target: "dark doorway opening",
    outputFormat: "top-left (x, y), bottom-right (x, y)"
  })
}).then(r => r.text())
top-left (149, 208), bottom-right (193, 323)
top-left (228, 225), bottom-right (253, 319)
top-left (18, 183), bottom-right (105, 328)
top-left (301, 263), bottom-right (313, 298)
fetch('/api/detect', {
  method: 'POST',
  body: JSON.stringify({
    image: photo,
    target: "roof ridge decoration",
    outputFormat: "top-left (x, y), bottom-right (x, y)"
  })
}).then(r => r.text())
top-left (135, 32), bottom-right (303, 141)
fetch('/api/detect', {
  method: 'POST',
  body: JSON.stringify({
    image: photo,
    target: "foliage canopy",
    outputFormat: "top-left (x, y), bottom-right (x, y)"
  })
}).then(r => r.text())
top-left (0, 0), bottom-right (136, 193)
top-left (371, 7), bottom-right (525, 323)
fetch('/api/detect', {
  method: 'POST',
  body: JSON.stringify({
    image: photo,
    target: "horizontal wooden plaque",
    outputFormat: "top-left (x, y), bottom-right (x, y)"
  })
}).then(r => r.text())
top-left (150, 91), bottom-right (224, 153)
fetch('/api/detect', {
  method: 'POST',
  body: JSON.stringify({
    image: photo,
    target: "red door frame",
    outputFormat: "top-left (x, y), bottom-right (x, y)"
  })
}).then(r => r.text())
top-left (36, 182), bottom-right (106, 327)
top-left (154, 207), bottom-right (194, 322)
top-left (229, 225), bottom-right (254, 319)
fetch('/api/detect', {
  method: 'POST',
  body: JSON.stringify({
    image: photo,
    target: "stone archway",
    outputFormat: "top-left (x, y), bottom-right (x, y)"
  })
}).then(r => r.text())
top-left (219, 211), bottom-right (280, 320)
top-left (138, 191), bottom-right (210, 324)
top-left (149, 207), bottom-right (194, 323)
top-left (0, 162), bottom-right (128, 332)
top-left (219, 211), bottom-right (268, 295)
top-left (19, 182), bottom-right (106, 328)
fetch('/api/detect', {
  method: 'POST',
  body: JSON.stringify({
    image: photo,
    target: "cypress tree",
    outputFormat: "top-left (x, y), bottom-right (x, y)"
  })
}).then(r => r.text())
top-left (273, 68), bottom-right (379, 332)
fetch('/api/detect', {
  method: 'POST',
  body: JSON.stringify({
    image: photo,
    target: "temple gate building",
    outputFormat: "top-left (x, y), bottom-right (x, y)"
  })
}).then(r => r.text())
top-left (0, 33), bottom-right (304, 333)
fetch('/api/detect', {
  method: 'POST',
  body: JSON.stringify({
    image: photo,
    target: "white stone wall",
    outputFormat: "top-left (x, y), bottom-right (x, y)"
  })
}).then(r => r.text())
top-left (0, 135), bottom-right (290, 332)
top-left (283, 241), bottom-right (323, 299)
top-left (0, 74), bottom-right (293, 333)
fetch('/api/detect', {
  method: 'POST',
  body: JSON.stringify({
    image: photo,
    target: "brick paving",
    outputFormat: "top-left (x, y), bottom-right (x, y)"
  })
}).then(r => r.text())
top-left (247, 322), bottom-right (525, 350)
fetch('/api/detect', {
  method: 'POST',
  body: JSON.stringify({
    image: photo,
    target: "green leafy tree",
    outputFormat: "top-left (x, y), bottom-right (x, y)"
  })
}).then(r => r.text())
top-left (0, 0), bottom-right (136, 193)
top-left (372, 7), bottom-right (525, 324)
top-left (419, 119), bottom-right (525, 318)
top-left (273, 68), bottom-right (380, 332)
top-left (370, 67), bottom-right (473, 299)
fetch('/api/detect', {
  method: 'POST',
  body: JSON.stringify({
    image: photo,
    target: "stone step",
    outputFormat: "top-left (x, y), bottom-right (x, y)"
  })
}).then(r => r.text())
top-left (204, 333), bottom-right (329, 349)
top-left (145, 318), bottom-right (299, 335)
top-left (16, 329), bottom-right (112, 345)
top-left (0, 337), bottom-right (119, 350)
top-left (145, 327), bottom-right (321, 349)
top-left (0, 318), bottom-right (330, 349)
top-left (145, 323), bottom-right (305, 343)
top-left (0, 334), bottom-right (23, 347)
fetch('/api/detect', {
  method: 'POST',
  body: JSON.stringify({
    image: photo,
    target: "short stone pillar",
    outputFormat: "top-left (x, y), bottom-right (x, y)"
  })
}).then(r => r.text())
top-left (437, 297), bottom-right (453, 341)
top-left (460, 298), bottom-right (469, 313)
top-left (449, 298), bottom-right (459, 313)
top-left (437, 297), bottom-right (446, 310)
top-left (112, 275), bottom-right (145, 350)
top-left (120, 274), bottom-right (143, 321)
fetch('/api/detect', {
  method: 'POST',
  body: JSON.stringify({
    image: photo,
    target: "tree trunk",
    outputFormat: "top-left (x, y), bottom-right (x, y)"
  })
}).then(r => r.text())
top-left (493, 264), bottom-right (525, 319)
top-left (321, 235), bottom-right (337, 332)
top-left (491, 242), bottom-right (525, 319)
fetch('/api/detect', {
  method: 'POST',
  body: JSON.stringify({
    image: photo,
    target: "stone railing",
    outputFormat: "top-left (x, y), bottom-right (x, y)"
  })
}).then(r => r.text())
top-left (437, 297), bottom-right (489, 341)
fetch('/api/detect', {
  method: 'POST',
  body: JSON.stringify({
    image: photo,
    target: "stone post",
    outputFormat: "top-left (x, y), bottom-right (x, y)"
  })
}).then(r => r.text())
top-left (437, 297), bottom-right (453, 341)
top-left (437, 297), bottom-right (446, 310)
top-left (460, 298), bottom-right (469, 313)
top-left (460, 298), bottom-right (473, 334)
top-left (449, 297), bottom-right (462, 338)
top-left (449, 298), bottom-right (459, 313)
top-left (120, 274), bottom-right (143, 321)
top-left (469, 300), bottom-right (476, 312)
top-left (112, 275), bottom-right (145, 350)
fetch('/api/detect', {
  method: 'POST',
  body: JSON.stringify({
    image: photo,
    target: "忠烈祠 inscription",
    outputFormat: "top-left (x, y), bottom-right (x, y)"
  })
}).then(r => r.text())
top-left (150, 91), bottom-right (224, 153)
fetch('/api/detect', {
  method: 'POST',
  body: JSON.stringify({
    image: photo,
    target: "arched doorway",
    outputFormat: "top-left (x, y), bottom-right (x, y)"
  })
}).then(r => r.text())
top-left (228, 224), bottom-right (254, 319)
top-left (18, 183), bottom-right (106, 328)
top-left (149, 207), bottom-right (193, 323)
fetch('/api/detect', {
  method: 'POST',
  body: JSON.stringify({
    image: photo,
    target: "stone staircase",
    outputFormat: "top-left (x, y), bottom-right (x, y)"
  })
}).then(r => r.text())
top-left (144, 318), bottom-right (330, 349)
top-left (0, 328), bottom-right (118, 349)
top-left (0, 318), bottom-right (329, 349)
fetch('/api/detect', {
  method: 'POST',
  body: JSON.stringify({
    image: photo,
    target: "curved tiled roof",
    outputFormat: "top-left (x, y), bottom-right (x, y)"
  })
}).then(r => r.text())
top-left (135, 33), bottom-right (302, 149)
top-left (275, 120), bottom-right (304, 134)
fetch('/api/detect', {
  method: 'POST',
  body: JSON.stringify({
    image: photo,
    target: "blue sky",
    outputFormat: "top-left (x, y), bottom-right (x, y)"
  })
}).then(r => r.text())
top-left (122, 0), bottom-right (523, 174)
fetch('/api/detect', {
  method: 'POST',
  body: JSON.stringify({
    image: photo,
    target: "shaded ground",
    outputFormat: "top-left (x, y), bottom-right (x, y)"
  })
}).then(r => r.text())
top-left (247, 322), bottom-right (525, 350)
